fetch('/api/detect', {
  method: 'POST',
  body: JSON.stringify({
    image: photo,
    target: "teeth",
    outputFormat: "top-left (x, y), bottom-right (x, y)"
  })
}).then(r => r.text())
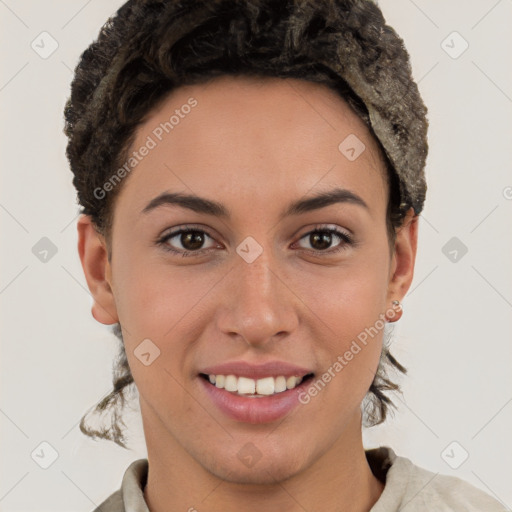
top-left (275, 376), bottom-right (287, 393)
top-left (237, 376), bottom-right (256, 394)
top-left (256, 376), bottom-right (274, 395)
top-left (208, 374), bottom-right (307, 396)
top-left (224, 374), bottom-right (238, 392)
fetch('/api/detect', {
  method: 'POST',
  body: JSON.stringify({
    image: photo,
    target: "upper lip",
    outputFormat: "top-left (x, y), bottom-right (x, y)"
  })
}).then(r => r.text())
top-left (199, 360), bottom-right (314, 379)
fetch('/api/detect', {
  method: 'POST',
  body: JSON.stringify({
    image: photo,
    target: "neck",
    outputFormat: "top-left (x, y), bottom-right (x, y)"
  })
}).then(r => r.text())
top-left (142, 404), bottom-right (384, 512)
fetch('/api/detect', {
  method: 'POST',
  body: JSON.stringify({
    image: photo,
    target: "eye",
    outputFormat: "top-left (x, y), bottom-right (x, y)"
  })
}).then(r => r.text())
top-left (156, 224), bottom-right (354, 258)
top-left (295, 225), bottom-right (354, 255)
top-left (157, 226), bottom-right (218, 257)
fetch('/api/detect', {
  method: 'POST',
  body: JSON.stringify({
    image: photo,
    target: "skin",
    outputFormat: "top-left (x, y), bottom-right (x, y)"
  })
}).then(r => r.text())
top-left (78, 76), bottom-right (418, 511)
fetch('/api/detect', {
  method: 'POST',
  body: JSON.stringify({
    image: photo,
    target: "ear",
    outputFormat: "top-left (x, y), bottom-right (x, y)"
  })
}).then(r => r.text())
top-left (77, 214), bottom-right (119, 325)
top-left (386, 207), bottom-right (419, 304)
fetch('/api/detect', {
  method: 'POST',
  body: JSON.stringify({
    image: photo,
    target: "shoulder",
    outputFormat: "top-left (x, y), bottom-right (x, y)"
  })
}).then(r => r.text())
top-left (368, 447), bottom-right (507, 512)
top-left (91, 489), bottom-right (124, 512)
top-left (90, 458), bottom-right (149, 512)
top-left (397, 456), bottom-right (506, 511)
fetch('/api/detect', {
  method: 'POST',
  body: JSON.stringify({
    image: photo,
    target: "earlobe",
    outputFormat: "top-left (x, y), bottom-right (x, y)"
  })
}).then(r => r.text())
top-left (386, 208), bottom-right (419, 308)
top-left (77, 215), bottom-right (119, 325)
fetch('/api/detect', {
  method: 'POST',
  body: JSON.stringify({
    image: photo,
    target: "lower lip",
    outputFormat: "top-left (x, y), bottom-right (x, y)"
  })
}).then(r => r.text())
top-left (199, 376), bottom-right (311, 424)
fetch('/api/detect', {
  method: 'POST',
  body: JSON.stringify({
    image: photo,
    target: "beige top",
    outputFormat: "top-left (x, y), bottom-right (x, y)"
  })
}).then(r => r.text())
top-left (92, 446), bottom-right (507, 511)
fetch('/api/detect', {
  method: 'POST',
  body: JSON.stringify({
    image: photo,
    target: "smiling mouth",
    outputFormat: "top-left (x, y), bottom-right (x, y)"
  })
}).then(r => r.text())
top-left (199, 373), bottom-right (315, 397)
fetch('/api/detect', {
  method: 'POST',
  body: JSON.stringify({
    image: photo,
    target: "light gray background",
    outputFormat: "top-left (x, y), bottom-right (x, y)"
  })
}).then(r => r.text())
top-left (1, 1), bottom-right (511, 511)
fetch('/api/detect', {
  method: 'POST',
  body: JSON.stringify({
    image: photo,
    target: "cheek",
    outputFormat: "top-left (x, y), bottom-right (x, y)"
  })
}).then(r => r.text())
top-left (111, 257), bottom-right (225, 396)
top-left (298, 254), bottom-right (389, 395)
top-left (111, 259), bottom-right (203, 411)
top-left (112, 249), bottom-right (214, 335)
top-left (299, 252), bottom-right (389, 333)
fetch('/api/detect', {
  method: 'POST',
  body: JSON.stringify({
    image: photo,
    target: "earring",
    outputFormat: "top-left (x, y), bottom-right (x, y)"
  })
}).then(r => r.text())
top-left (386, 300), bottom-right (403, 322)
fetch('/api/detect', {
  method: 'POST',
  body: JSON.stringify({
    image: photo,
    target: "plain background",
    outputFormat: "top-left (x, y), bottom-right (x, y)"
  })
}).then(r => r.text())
top-left (1, 0), bottom-right (511, 510)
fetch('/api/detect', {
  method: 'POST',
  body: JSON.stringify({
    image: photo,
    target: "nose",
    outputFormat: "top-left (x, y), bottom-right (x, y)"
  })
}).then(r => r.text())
top-left (216, 250), bottom-right (299, 348)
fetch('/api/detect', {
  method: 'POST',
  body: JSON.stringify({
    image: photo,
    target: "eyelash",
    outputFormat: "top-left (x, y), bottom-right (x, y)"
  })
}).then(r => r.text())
top-left (156, 224), bottom-right (355, 258)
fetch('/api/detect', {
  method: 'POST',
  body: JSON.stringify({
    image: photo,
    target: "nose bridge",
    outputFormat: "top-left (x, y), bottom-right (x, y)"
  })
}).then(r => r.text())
top-left (219, 243), bottom-right (297, 344)
top-left (238, 248), bottom-right (276, 303)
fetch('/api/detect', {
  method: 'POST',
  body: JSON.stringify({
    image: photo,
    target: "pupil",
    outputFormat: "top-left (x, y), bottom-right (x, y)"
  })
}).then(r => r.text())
top-left (182, 231), bottom-right (204, 250)
top-left (311, 232), bottom-right (331, 250)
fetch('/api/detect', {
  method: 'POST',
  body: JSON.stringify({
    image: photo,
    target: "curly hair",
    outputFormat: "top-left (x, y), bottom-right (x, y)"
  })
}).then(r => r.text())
top-left (64, 0), bottom-right (427, 448)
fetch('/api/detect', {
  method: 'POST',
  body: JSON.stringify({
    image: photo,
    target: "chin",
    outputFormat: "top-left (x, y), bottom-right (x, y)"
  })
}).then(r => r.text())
top-left (211, 460), bottom-right (304, 485)
top-left (198, 444), bottom-right (309, 485)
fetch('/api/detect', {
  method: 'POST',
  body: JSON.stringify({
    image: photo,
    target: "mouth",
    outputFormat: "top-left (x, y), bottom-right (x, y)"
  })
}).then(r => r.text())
top-left (198, 371), bottom-right (315, 423)
top-left (199, 372), bottom-right (315, 398)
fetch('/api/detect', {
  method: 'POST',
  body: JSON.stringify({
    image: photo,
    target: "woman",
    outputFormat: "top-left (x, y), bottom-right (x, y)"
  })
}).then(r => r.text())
top-left (64, 0), bottom-right (506, 510)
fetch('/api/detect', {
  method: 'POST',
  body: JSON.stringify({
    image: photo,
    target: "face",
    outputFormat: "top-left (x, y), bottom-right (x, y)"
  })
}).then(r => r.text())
top-left (78, 76), bottom-right (417, 485)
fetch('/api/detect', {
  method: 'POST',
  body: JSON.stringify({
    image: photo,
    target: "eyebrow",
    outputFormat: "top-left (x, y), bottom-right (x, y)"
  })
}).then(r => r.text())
top-left (141, 187), bottom-right (369, 220)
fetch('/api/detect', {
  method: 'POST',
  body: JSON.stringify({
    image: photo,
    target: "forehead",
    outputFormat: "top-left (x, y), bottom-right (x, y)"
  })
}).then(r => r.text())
top-left (114, 75), bottom-right (388, 223)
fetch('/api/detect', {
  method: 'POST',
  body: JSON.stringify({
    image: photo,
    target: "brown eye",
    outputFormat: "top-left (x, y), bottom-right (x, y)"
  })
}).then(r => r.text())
top-left (177, 231), bottom-right (208, 251)
top-left (158, 228), bottom-right (217, 256)
top-left (296, 227), bottom-right (353, 254)
top-left (308, 231), bottom-right (334, 250)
